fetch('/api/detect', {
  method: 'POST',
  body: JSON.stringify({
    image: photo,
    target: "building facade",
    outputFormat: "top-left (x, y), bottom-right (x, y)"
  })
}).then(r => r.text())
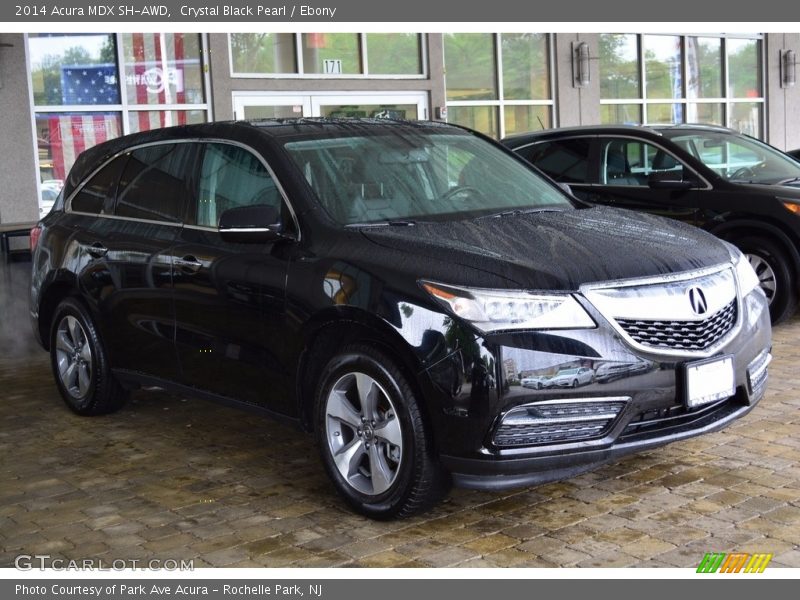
top-left (1, 31), bottom-right (799, 223)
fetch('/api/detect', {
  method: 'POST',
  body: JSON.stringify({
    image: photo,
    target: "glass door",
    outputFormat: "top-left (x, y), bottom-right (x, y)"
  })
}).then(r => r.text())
top-left (232, 94), bottom-right (312, 120)
top-left (233, 91), bottom-right (428, 121)
top-left (311, 92), bottom-right (428, 120)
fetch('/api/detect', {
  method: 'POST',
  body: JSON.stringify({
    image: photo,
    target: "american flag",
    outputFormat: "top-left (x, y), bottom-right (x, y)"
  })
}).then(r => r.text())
top-left (47, 33), bottom-right (198, 179)
top-left (48, 114), bottom-right (121, 180)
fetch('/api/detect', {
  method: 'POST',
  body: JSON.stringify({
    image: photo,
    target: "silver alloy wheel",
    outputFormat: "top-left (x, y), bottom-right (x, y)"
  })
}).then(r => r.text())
top-left (325, 372), bottom-right (403, 496)
top-left (55, 315), bottom-right (93, 399)
top-left (746, 253), bottom-right (777, 305)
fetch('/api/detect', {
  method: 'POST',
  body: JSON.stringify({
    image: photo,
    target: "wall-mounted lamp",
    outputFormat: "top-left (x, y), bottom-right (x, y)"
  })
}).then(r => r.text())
top-left (572, 42), bottom-right (593, 88)
top-left (0, 42), bottom-right (13, 90)
top-left (781, 49), bottom-right (797, 88)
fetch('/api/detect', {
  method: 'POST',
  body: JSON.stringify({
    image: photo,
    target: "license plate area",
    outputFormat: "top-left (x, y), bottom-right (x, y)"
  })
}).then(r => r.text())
top-left (684, 355), bottom-right (735, 408)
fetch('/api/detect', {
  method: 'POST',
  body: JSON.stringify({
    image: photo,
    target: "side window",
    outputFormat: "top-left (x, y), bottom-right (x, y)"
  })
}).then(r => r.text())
top-left (115, 143), bottom-right (197, 223)
top-left (520, 139), bottom-right (592, 184)
top-left (71, 155), bottom-right (128, 215)
top-left (193, 143), bottom-right (282, 228)
top-left (601, 138), bottom-right (686, 186)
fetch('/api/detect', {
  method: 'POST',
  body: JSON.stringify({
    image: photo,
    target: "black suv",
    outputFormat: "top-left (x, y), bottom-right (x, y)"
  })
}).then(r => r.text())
top-left (31, 120), bottom-right (771, 518)
top-left (504, 124), bottom-right (800, 324)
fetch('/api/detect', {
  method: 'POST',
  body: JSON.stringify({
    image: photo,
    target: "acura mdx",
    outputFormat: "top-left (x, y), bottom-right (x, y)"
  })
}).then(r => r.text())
top-left (30, 119), bottom-right (772, 518)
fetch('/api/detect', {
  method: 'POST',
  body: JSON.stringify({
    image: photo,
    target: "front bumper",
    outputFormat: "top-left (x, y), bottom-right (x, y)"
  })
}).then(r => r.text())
top-left (422, 288), bottom-right (772, 490)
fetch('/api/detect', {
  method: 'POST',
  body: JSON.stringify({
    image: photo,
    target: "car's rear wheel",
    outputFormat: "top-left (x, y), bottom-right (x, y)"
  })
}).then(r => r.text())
top-left (314, 344), bottom-right (444, 519)
top-left (50, 297), bottom-right (127, 415)
top-left (735, 236), bottom-right (797, 324)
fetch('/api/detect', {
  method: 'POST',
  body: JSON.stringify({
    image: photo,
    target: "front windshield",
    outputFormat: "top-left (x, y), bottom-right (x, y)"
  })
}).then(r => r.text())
top-left (283, 131), bottom-right (571, 225)
top-left (665, 130), bottom-right (800, 185)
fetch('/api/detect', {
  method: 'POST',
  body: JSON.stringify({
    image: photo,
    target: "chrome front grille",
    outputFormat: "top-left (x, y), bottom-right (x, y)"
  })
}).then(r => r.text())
top-left (615, 299), bottom-right (737, 351)
top-left (581, 265), bottom-right (740, 357)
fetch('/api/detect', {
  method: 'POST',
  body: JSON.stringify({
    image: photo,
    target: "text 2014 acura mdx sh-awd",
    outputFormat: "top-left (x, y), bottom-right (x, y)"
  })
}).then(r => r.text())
top-left (30, 119), bottom-right (772, 518)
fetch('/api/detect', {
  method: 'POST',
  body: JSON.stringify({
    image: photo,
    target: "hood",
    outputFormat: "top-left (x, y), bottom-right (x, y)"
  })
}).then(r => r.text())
top-left (361, 206), bottom-right (731, 290)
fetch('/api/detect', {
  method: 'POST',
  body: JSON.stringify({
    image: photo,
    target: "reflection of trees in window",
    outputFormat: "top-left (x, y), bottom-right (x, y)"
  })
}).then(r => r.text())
top-left (444, 33), bottom-right (497, 101)
top-left (501, 33), bottom-right (549, 100)
top-left (599, 34), bottom-right (640, 99)
top-left (728, 39), bottom-right (761, 98)
top-left (230, 33), bottom-right (297, 73)
top-left (31, 36), bottom-right (117, 105)
top-left (366, 34), bottom-right (422, 75)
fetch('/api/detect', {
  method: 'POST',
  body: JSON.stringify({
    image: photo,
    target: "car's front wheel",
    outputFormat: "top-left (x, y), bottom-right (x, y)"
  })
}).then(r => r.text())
top-left (736, 236), bottom-right (797, 324)
top-left (50, 297), bottom-right (127, 415)
top-left (314, 344), bottom-right (444, 519)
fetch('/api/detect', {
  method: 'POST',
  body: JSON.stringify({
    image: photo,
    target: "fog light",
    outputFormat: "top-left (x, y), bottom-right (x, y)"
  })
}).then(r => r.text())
top-left (747, 349), bottom-right (771, 401)
top-left (493, 398), bottom-right (628, 447)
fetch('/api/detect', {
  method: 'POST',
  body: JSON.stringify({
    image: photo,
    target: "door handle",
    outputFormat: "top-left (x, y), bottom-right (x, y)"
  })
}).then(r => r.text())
top-left (86, 242), bottom-right (108, 258)
top-left (174, 255), bottom-right (203, 273)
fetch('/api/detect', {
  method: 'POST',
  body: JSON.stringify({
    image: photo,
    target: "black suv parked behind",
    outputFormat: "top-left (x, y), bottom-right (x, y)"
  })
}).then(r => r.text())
top-left (31, 120), bottom-right (771, 518)
top-left (504, 124), bottom-right (800, 323)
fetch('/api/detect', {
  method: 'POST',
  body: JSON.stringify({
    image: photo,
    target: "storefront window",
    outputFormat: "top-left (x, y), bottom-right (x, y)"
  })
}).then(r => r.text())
top-left (445, 33), bottom-right (553, 139)
top-left (229, 33), bottom-right (297, 74)
top-left (599, 34), bottom-right (640, 99)
top-left (29, 33), bottom-right (119, 106)
top-left (728, 39), bottom-right (762, 98)
top-left (302, 33), bottom-right (362, 75)
top-left (366, 34), bottom-right (423, 75)
top-left (127, 110), bottom-right (207, 133)
top-left (121, 33), bottom-right (205, 105)
top-left (502, 33), bottom-right (549, 100)
top-left (599, 33), bottom-right (764, 137)
top-left (29, 32), bottom-right (210, 209)
top-left (503, 105), bottom-right (551, 136)
top-left (687, 37), bottom-right (723, 99)
top-left (444, 34), bottom-right (497, 101)
top-left (644, 35), bottom-right (682, 100)
top-left (35, 112), bottom-right (122, 181)
top-left (448, 106), bottom-right (499, 139)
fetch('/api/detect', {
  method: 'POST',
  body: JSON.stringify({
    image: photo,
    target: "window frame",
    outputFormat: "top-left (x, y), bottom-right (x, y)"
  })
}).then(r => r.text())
top-left (227, 33), bottom-right (428, 79)
top-left (598, 33), bottom-right (766, 138)
top-left (444, 33), bottom-right (557, 140)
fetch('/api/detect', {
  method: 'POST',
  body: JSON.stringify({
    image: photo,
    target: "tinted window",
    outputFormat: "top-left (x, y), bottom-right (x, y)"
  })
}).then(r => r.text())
top-left (115, 143), bottom-right (197, 222)
top-left (601, 138), bottom-right (686, 186)
top-left (193, 143), bottom-right (282, 228)
top-left (71, 155), bottom-right (128, 215)
top-left (521, 139), bottom-right (592, 184)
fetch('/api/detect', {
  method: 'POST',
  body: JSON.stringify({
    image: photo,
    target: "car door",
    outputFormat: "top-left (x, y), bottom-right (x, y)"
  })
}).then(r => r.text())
top-left (589, 137), bottom-right (705, 225)
top-left (513, 136), bottom-right (598, 202)
top-left (170, 141), bottom-right (294, 412)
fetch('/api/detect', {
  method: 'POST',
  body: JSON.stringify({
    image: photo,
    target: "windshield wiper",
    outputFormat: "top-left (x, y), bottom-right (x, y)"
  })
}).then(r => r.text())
top-left (346, 219), bottom-right (417, 228)
top-left (475, 207), bottom-right (565, 220)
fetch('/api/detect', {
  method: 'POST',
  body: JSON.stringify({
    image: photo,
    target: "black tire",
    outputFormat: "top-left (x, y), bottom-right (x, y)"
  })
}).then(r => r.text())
top-left (536, 382), bottom-right (542, 390)
top-left (572, 379), bottom-right (578, 388)
top-left (314, 343), bottom-right (445, 519)
top-left (735, 236), bottom-right (798, 324)
top-left (49, 297), bottom-right (127, 415)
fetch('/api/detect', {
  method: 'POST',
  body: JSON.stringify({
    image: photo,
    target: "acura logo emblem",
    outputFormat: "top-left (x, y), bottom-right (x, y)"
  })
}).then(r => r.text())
top-left (688, 286), bottom-right (708, 315)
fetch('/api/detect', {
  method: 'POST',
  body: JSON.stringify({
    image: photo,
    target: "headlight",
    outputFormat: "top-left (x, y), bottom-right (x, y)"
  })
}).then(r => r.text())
top-left (731, 248), bottom-right (760, 297)
top-left (421, 281), bottom-right (595, 333)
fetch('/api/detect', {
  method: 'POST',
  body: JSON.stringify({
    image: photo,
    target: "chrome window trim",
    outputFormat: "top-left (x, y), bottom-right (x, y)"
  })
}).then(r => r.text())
top-left (580, 262), bottom-right (743, 359)
top-left (65, 137), bottom-right (302, 241)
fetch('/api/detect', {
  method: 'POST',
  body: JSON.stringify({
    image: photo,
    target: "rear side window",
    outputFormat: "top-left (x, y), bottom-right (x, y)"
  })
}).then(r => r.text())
top-left (519, 138), bottom-right (592, 184)
top-left (71, 155), bottom-right (128, 215)
top-left (115, 143), bottom-right (198, 223)
top-left (192, 143), bottom-right (282, 228)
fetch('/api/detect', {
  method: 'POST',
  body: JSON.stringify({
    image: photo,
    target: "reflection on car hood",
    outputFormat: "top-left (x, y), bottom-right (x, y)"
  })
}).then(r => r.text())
top-left (361, 206), bottom-right (730, 290)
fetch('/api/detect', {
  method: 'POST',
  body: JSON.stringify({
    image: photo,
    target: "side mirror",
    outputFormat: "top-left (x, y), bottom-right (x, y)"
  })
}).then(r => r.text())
top-left (218, 204), bottom-right (289, 244)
